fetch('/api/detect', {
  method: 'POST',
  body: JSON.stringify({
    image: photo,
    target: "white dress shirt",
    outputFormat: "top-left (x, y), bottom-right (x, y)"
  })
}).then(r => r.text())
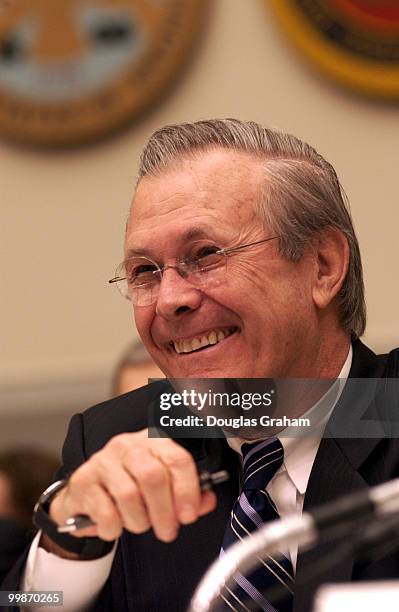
top-left (226, 346), bottom-right (352, 569)
top-left (22, 347), bottom-right (352, 610)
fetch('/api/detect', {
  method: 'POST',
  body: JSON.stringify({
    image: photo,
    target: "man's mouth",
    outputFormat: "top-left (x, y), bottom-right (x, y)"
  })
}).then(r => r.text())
top-left (170, 327), bottom-right (238, 354)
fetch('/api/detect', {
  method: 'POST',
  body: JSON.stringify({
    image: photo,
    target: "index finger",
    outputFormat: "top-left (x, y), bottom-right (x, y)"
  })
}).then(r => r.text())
top-left (154, 444), bottom-right (203, 524)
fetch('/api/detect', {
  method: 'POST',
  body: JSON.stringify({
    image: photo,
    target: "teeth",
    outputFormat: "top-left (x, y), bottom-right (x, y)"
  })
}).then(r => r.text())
top-left (208, 331), bottom-right (217, 345)
top-left (191, 338), bottom-right (201, 351)
top-left (172, 328), bottom-right (235, 354)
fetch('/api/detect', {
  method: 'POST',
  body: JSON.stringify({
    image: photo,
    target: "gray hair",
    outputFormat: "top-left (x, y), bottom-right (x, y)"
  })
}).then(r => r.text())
top-left (138, 118), bottom-right (366, 337)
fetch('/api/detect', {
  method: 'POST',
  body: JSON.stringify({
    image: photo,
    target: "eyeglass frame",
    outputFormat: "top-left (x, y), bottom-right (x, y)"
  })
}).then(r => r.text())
top-left (108, 235), bottom-right (281, 303)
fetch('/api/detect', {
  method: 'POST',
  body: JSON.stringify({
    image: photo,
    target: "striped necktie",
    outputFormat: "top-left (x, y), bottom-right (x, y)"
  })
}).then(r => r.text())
top-left (220, 437), bottom-right (294, 612)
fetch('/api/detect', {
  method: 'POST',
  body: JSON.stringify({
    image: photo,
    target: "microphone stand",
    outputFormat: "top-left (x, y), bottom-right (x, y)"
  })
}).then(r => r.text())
top-left (264, 513), bottom-right (399, 606)
top-left (188, 477), bottom-right (399, 612)
top-left (188, 514), bottom-right (316, 612)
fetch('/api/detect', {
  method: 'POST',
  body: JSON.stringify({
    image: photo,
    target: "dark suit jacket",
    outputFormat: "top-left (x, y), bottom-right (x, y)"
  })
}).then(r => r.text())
top-left (3, 340), bottom-right (399, 612)
top-left (0, 519), bottom-right (31, 586)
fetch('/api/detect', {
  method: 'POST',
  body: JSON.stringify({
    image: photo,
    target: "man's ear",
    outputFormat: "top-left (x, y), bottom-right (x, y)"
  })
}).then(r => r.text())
top-left (311, 228), bottom-right (349, 310)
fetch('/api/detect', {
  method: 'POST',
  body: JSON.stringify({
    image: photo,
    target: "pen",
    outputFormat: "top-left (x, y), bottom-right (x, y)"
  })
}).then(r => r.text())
top-left (57, 469), bottom-right (229, 533)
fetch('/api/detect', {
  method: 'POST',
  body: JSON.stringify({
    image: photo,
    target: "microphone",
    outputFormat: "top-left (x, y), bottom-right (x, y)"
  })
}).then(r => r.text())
top-left (306, 476), bottom-right (399, 534)
top-left (188, 477), bottom-right (399, 612)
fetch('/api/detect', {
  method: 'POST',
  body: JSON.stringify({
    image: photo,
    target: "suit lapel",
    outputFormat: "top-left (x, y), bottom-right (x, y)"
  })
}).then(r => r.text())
top-left (294, 438), bottom-right (368, 611)
top-left (294, 340), bottom-right (387, 612)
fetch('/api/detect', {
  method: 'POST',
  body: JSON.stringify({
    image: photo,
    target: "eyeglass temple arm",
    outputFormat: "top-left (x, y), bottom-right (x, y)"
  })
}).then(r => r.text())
top-left (222, 236), bottom-right (280, 255)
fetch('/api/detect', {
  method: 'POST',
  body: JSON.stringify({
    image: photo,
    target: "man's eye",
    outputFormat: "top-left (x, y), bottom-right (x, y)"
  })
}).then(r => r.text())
top-left (194, 245), bottom-right (220, 259)
top-left (128, 265), bottom-right (157, 283)
top-left (191, 246), bottom-right (223, 272)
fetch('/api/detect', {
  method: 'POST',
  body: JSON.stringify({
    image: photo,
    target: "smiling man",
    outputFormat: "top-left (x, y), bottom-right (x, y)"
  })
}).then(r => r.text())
top-left (5, 119), bottom-right (399, 612)
top-left (127, 146), bottom-right (349, 382)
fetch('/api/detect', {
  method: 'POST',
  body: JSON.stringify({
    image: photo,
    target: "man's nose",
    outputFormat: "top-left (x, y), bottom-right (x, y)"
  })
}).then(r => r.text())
top-left (155, 268), bottom-right (203, 319)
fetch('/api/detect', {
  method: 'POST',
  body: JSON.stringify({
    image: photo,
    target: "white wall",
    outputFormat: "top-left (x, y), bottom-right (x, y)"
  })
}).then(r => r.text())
top-left (1, 0), bottom-right (398, 424)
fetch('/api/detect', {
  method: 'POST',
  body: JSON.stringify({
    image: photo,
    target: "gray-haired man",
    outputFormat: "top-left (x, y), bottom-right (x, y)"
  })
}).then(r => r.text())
top-left (5, 119), bottom-right (398, 612)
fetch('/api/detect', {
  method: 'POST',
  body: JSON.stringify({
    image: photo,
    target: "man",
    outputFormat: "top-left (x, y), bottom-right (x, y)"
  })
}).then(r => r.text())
top-left (0, 448), bottom-right (58, 584)
top-left (4, 119), bottom-right (399, 611)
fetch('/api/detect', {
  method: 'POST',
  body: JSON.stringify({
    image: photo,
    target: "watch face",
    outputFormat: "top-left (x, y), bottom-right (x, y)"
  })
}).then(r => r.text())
top-left (269, 0), bottom-right (399, 99)
top-left (0, 0), bottom-right (207, 147)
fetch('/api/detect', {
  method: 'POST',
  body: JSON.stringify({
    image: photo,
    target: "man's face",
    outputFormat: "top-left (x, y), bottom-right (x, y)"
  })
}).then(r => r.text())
top-left (126, 149), bottom-right (320, 379)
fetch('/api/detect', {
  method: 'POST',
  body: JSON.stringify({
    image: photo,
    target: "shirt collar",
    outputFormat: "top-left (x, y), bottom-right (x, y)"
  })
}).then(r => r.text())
top-left (227, 345), bottom-right (353, 495)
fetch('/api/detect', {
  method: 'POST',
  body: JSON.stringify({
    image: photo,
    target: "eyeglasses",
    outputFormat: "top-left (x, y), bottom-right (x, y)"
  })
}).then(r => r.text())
top-left (109, 235), bottom-right (280, 306)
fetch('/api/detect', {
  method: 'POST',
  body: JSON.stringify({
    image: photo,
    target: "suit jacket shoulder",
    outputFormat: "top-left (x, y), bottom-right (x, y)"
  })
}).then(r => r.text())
top-left (77, 381), bottom-right (166, 456)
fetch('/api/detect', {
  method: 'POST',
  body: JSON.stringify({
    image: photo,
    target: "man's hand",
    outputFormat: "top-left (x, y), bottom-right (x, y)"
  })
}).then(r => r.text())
top-left (48, 430), bottom-right (217, 544)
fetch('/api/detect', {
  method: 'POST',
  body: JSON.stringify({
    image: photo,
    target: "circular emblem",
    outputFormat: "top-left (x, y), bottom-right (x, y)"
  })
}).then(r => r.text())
top-left (269, 0), bottom-right (399, 99)
top-left (0, 0), bottom-right (206, 147)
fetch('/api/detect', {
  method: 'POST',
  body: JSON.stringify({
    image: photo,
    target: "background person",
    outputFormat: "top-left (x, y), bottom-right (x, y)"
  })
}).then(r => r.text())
top-left (111, 339), bottom-right (163, 397)
top-left (0, 448), bottom-right (58, 584)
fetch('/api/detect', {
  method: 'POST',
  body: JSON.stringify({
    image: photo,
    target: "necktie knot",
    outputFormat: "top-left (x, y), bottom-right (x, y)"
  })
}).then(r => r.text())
top-left (241, 437), bottom-right (284, 491)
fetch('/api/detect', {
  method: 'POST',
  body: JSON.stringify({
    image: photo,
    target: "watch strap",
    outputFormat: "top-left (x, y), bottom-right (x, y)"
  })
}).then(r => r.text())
top-left (33, 479), bottom-right (115, 560)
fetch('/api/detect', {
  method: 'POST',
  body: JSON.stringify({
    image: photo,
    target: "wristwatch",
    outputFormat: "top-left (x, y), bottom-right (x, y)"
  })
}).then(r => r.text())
top-left (33, 479), bottom-right (115, 560)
